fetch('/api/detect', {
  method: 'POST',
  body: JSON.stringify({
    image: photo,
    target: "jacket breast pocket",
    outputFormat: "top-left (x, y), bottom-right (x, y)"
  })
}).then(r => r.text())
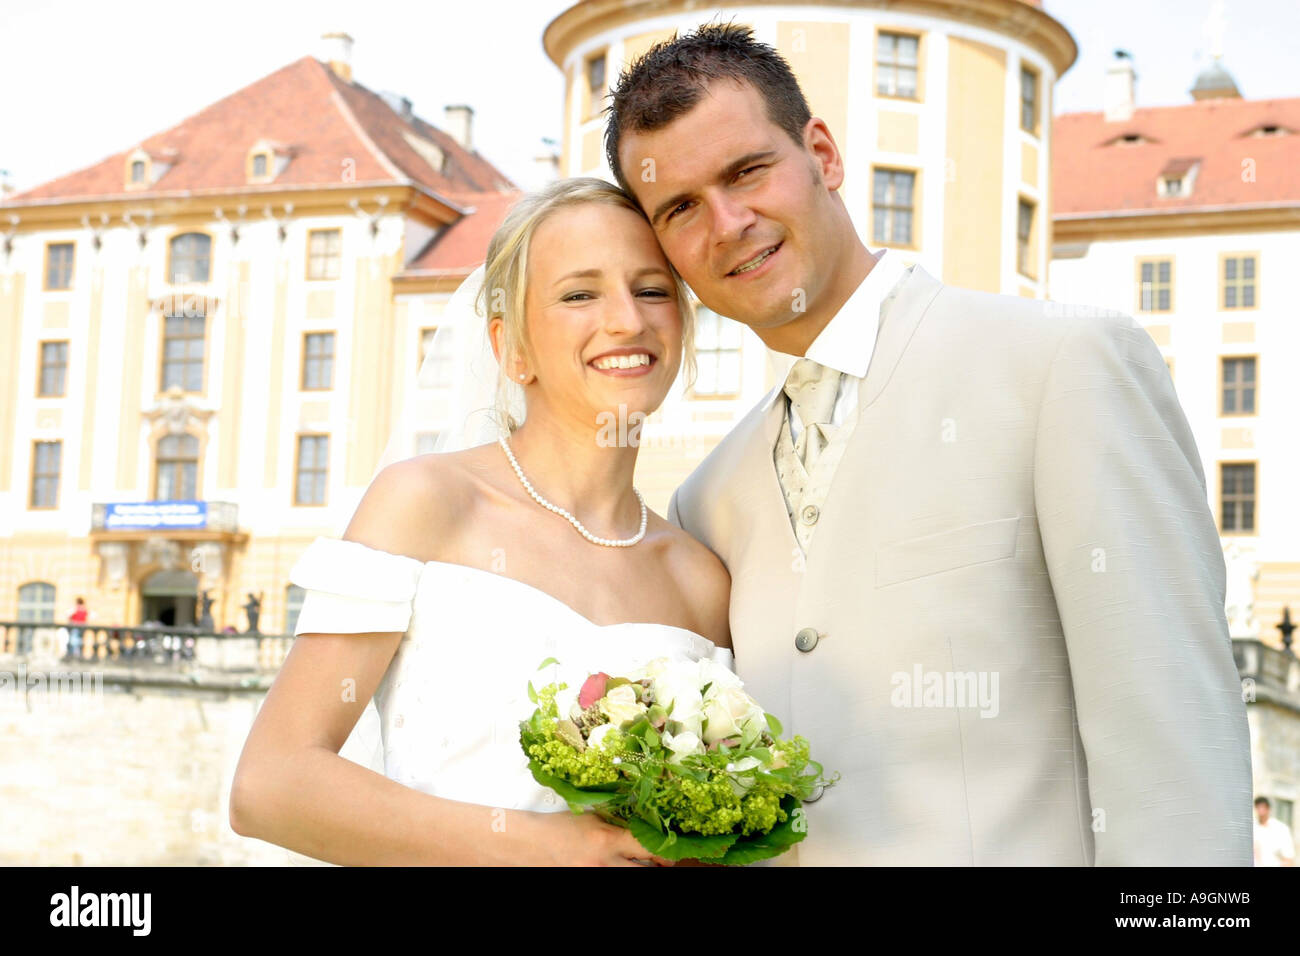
top-left (875, 516), bottom-right (1022, 588)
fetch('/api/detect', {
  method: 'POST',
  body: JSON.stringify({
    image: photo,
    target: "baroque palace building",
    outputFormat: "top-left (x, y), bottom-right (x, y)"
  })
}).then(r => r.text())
top-left (0, 35), bottom-right (520, 637)
top-left (544, 0), bottom-right (1076, 504)
top-left (1049, 51), bottom-right (1300, 649)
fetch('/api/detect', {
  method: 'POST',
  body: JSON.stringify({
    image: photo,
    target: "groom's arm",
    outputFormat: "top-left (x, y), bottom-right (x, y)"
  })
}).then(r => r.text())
top-left (666, 487), bottom-right (685, 531)
top-left (1033, 310), bottom-right (1253, 865)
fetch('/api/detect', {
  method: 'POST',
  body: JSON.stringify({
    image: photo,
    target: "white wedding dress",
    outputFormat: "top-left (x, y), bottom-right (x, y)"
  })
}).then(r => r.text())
top-left (287, 536), bottom-right (735, 813)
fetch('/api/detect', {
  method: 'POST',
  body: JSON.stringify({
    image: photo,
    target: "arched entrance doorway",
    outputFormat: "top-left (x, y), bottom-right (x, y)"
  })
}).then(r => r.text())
top-left (139, 568), bottom-right (199, 627)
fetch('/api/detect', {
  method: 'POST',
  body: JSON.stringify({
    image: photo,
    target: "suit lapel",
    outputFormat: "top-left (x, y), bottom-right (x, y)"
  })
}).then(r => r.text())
top-left (858, 265), bottom-right (945, 414)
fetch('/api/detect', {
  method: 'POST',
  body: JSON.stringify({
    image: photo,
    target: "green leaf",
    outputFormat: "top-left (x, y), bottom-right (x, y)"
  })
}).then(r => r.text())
top-left (526, 761), bottom-right (621, 809)
top-left (536, 657), bottom-right (560, 671)
top-left (715, 797), bottom-right (807, 865)
top-left (527, 681), bottom-right (538, 705)
top-left (644, 724), bottom-right (660, 749)
top-left (626, 815), bottom-right (738, 861)
top-left (765, 712), bottom-right (783, 736)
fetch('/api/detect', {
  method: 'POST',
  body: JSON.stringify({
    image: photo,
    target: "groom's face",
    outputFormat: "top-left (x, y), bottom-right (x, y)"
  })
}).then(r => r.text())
top-left (619, 78), bottom-right (843, 337)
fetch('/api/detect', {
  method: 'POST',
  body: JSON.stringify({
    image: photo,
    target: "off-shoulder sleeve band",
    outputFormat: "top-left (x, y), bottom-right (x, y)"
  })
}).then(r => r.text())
top-left (288, 537), bottom-right (425, 636)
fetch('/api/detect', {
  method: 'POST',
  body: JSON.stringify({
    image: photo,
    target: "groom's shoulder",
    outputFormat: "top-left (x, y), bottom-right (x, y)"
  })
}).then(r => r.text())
top-left (676, 387), bottom-right (776, 503)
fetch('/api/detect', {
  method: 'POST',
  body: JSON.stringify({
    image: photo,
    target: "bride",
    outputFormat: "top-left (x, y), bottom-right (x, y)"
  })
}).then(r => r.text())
top-left (229, 177), bottom-right (734, 866)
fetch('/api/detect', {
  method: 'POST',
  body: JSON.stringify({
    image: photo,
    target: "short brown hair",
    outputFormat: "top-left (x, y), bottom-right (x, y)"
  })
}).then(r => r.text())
top-left (604, 21), bottom-right (812, 199)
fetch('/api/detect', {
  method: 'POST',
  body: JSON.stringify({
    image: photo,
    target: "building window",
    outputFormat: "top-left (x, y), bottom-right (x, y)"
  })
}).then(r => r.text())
top-left (17, 582), bottom-right (57, 652)
top-left (38, 341), bottom-right (68, 397)
top-left (161, 313), bottom-right (206, 392)
top-left (1220, 463), bottom-right (1256, 533)
top-left (307, 229), bottom-right (342, 280)
top-left (252, 153), bottom-right (268, 178)
top-left (1221, 357), bottom-right (1257, 416)
top-left (1020, 66), bottom-right (1039, 134)
top-left (876, 32), bottom-right (919, 99)
top-left (17, 582), bottom-right (56, 622)
top-left (131, 160), bottom-right (146, 184)
top-left (295, 435), bottom-right (329, 505)
top-left (30, 441), bottom-right (61, 509)
top-left (691, 307), bottom-right (743, 397)
top-left (285, 584), bottom-right (306, 636)
top-left (416, 431), bottom-right (442, 455)
top-left (1222, 255), bottom-right (1257, 309)
top-left (418, 326), bottom-right (453, 385)
top-left (585, 51), bottom-right (607, 116)
top-left (155, 433), bottom-right (199, 500)
top-left (1016, 199), bottom-right (1035, 277)
top-left (45, 242), bottom-right (75, 290)
top-left (872, 168), bottom-right (915, 246)
top-left (169, 232), bottom-right (212, 284)
top-left (1138, 258), bottom-right (1173, 312)
top-left (302, 332), bottom-right (335, 390)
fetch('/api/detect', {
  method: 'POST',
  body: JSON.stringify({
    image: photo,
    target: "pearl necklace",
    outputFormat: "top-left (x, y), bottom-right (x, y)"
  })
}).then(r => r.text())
top-left (498, 435), bottom-right (647, 548)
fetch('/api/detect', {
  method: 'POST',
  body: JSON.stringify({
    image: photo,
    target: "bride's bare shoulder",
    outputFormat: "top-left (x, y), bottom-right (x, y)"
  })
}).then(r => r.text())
top-left (340, 452), bottom-right (480, 562)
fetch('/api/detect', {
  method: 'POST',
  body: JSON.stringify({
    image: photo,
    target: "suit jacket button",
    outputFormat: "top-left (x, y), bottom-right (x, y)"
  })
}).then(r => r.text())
top-left (800, 504), bottom-right (820, 525)
top-left (795, 627), bottom-right (819, 652)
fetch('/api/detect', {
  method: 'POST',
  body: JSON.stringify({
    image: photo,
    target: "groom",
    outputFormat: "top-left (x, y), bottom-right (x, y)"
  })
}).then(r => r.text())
top-left (604, 24), bottom-right (1253, 865)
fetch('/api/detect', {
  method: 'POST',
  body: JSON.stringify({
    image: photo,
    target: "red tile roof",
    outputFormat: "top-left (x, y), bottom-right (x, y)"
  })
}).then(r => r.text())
top-left (1053, 96), bottom-right (1300, 217)
top-left (401, 190), bottom-right (525, 275)
top-left (4, 56), bottom-right (514, 205)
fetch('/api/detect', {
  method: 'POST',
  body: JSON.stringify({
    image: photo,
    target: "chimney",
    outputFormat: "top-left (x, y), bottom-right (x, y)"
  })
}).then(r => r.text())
top-left (322, 32), bottom-right (354, 82)
top-left (1104, 49), bottom-right (1136, 122)
top-left (444, 105), bottom-right (474, 151)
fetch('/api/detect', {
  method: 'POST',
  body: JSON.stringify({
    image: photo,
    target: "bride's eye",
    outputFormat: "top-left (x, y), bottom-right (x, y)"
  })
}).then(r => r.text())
top-left (561, 291), bottom-right (594, 302)
top-left (636, 288), bottom-right (670, 298)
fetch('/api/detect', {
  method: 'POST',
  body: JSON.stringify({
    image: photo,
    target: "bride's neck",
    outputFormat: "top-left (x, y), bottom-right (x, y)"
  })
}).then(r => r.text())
top-left (502, 411), bottom-right (642, 533)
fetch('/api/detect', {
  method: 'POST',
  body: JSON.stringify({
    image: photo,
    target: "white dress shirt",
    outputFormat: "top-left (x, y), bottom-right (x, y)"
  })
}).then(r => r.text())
top-left (783, 249), bottom-right (911, 445)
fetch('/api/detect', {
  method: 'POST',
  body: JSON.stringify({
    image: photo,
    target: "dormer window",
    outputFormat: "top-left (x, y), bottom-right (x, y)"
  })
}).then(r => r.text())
top-left (125, 147), bottom-right (174, 190)
top-left (1246, 122), bottom-right (1291, 138)
top-left (402, 131), bottom-right (445, 174)
top-left (246, 140), bottom-right (291, 184)
top-left (1157, 157), bottom-right (1199, 198)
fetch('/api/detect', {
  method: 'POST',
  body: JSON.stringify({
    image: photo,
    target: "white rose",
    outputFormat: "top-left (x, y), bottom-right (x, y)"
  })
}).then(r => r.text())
top-left (599, 684), bottom-right (647, 726)
top-left (702, 686), bottom-right (766, 745)
top-left (626, 657), bottom-right (670, 683)
top-left (661, 729), bottom-right (704, 763)
top-left (554, 684), bottom-right (581, 721)
top-left (587, 723), bottom-right (617, 751)
top-left (697, 658), bottom-right (743, 698)
top-left (655, 670), bottom-right (704, 738)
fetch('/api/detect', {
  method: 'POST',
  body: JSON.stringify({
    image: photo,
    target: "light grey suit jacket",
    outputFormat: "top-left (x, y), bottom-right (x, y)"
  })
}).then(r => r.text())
top-left (668, 265), bottom-right (1253, 865)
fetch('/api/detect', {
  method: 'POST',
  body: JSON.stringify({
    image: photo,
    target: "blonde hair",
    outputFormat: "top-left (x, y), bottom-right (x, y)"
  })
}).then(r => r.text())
top-left (477, 177), bottom-right (698, 432)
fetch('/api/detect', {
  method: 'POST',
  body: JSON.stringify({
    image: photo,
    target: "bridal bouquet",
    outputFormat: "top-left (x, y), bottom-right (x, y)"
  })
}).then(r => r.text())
top-left (518, 656), bottom-right (837, 864)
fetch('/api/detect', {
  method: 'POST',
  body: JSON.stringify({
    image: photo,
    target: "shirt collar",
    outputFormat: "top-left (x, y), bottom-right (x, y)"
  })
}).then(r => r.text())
top-left (760, 249), bottom-right (911, 411)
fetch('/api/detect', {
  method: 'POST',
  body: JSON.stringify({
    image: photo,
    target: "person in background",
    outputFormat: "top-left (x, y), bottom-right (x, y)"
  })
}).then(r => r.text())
top-left (65, 597), bottom-right (89, 662)
top-left (1254, 797), bottom-right (1296, 867)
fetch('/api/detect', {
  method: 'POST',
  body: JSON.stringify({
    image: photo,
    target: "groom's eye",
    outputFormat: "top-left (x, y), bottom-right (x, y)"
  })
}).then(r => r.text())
top-left (666, 201), bottom-right (692, 222)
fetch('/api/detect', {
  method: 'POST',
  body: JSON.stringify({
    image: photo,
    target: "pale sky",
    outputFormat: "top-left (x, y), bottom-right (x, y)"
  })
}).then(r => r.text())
top-left (1, 0), bottom-right (1296, 196)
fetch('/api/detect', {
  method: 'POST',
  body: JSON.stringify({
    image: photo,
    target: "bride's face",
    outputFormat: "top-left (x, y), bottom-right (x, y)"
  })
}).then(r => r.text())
top-left (517, 202), bottom-right (684, 428)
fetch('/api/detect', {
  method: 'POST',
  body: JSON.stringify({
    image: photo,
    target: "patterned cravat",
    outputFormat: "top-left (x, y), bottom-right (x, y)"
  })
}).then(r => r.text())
top-left (783, 357), bottom-right (843, 472)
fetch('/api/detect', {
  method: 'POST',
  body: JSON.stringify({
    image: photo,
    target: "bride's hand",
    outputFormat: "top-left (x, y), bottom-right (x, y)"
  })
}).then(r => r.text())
top-left (537, 810), bottom-right (674, 867)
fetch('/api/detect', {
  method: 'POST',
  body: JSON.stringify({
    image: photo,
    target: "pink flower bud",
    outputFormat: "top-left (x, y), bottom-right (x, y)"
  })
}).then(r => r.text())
top-left (578, 672), bottom-right (611, 710)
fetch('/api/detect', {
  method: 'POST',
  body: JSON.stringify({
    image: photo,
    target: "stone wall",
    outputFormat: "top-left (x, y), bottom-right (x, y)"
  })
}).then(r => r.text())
top-left (0, 656), bottom-right (382, 866)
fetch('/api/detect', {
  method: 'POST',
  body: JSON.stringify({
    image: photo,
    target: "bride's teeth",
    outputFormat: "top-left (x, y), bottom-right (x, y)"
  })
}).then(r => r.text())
top-left (593, 353), bottom-right (651, 370)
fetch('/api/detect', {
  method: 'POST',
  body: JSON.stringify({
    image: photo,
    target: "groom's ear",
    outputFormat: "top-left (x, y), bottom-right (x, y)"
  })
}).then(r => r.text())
top-left (803, 117), bottom-right (845, 192)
